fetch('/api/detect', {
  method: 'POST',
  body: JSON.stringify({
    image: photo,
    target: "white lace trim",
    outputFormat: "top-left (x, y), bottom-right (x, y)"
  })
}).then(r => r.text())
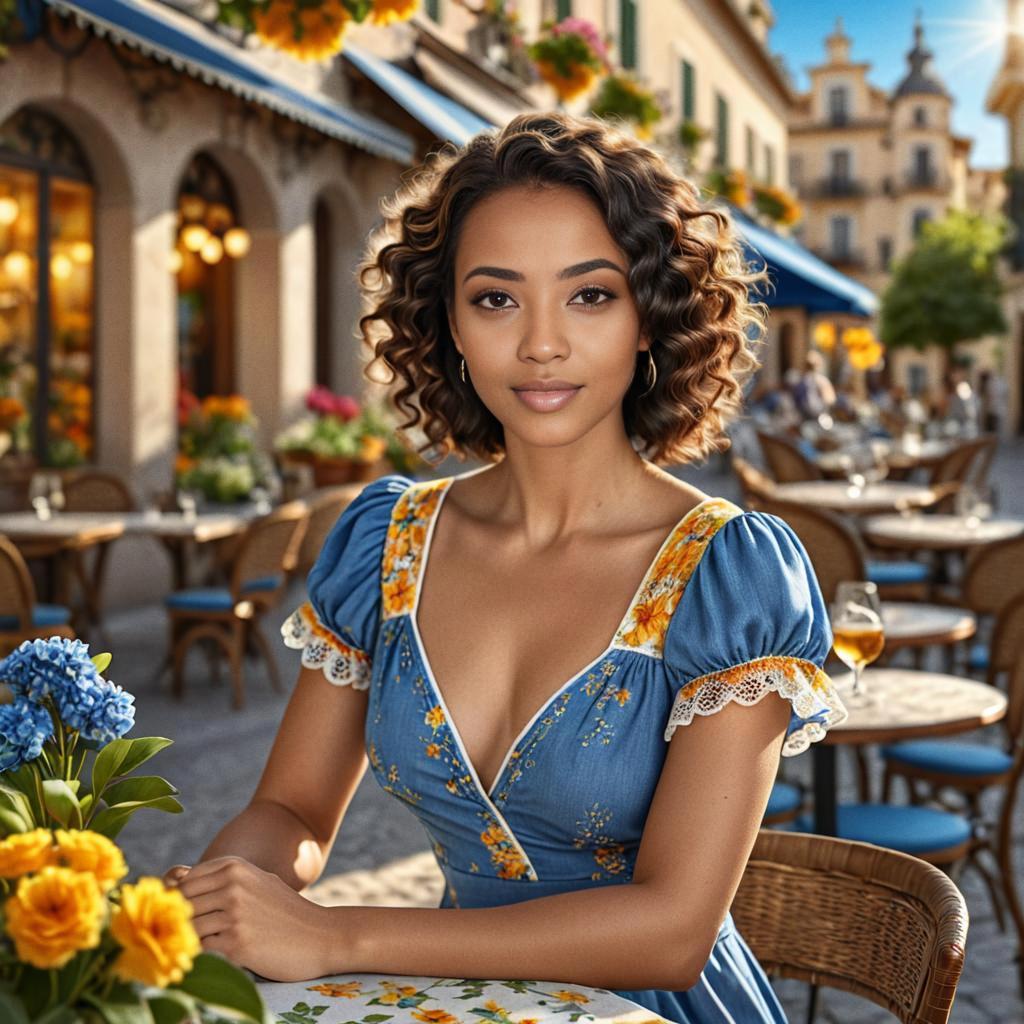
top-left (663, 655), bottom-right (848, 757)
top-left (280, 602), bottom-right (372, 690)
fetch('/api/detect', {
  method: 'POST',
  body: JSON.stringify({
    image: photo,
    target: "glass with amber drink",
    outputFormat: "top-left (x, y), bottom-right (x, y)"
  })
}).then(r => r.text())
top-left (831, 581), bottom-right (885, 705)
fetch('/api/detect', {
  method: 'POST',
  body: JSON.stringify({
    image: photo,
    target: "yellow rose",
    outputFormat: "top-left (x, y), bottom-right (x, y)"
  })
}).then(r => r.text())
top-left (54, 830), bottom-right (128, 894)
top-left (110, 877), bottom-right (202, 987)
top-left (0, 829), bottom-right (55, 878)
top-left (5, 866), bottom-right (105, 968)
top-left (370, 0), bottom-right (419, 25)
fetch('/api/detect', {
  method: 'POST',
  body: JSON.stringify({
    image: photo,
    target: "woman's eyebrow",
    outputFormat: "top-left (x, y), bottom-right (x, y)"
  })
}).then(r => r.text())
top-left (462, 257), bottom-right (625, 285)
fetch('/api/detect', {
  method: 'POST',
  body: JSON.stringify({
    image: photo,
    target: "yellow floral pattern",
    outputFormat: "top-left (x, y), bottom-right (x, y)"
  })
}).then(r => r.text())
top-left (281, 601), bottom-right (372, 689)
top-left (614, 498), bottom-right (741, 656)
top-left (573, 803), bottom-right (632, 882)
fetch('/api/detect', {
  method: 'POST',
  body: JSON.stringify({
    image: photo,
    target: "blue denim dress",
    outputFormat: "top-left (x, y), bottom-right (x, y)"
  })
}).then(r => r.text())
top-left (282, 474), bottom-right (847, 1024)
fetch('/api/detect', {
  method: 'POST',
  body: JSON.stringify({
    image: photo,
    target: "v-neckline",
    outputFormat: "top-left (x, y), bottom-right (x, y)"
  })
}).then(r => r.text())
top-left (405, 475), bottom-right (717, 801)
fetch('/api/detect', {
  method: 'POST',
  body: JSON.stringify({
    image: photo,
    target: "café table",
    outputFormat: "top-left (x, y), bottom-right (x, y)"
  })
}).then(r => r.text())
top-left (812, 668), bottom-right (1007, 836)
top-left (863, 513), bottom-right (1024, 553)
top-left (772, 480), bottom-right (937, 516)
top-left (816, 438), bottom-right (953, 476)
top-left (880, 602), bottom-right (976, 652)
top-left (256, 974), bottom-right (671, 1024)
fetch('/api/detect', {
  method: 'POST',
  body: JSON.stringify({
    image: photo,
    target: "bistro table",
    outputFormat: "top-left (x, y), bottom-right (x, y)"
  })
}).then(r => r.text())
top-left (816, 438), bottom-right (953, 476)
top-left (772, 480), bottom-right (937, 516)
top-left (812, 668), bottom-right (1007, 835)
top-left (880, 602), bottom-right (976, 651)
top-left (863, 513), bottom-right (1024, 552)
top-left (256, 975), bottom-right (670, 1024)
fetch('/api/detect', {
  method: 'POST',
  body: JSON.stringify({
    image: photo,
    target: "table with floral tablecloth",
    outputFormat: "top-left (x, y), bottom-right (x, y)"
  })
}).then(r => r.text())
top-left (257, 974), bottom-right (671, 1024)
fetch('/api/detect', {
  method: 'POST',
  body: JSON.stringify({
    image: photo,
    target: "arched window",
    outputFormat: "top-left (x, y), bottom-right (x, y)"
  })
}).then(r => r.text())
top-left (0, 106), bottom-right (96, 467)
top-left (174, 153), bottom-right (249, 401)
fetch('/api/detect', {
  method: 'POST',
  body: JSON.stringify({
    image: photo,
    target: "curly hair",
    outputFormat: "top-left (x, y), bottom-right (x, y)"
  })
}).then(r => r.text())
top-left (357, 111), bottom-right (766, 466)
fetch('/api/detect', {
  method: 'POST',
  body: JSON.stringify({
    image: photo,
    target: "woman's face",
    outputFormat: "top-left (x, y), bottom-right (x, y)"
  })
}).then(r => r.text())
top-left (447, 184), bottom-right (648, 452)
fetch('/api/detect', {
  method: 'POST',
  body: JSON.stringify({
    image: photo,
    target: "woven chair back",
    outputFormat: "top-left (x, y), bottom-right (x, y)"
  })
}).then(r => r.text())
top-left (929, 435), bottom-right (996, 488)
top-left (753, 499), bottom-right (865, 604)
top-left (230, 502), bottom-right (309, 598)
top-left (0, 535), bottom-right (35, 629)
top-left (731, 457), bottom-right (777, 510)
top-left (756, 431), bottom-right (822, 483)
top-left (296, 488), bottom-right (357, 576)
top-left (62, 471), bottom-right (135, 513)
top-left (733, 830), bottom-right (967, 1024)
top-left (990, 593), bottom-right (1024, 740)
top-left (961, 535), bottom-right (1024, 616)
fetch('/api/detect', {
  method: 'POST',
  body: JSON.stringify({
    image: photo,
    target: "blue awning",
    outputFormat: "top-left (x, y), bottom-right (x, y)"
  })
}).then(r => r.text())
top-left (735, 212), bottom-right (878, 317)
top-left (343, 44), bottom-right (494, 147)
top-left (29, 0), bottom-right (415, 164)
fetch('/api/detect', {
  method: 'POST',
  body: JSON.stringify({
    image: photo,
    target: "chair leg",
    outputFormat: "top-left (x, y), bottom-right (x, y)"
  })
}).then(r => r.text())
top-left (229, 620), bottom-right (246, 710)
top-left (173, 622), bottom-right (234, 702)
top-left (996, 779), bottom-right (1024, 983)
top-left (249, 619), bottom-right (284, 694)
top-left (881, 764), bottom-right (895, 802)
top-left (970, 844), bottom-right (1008, 933)
top-left (853, 746), bottom-right (872, 802)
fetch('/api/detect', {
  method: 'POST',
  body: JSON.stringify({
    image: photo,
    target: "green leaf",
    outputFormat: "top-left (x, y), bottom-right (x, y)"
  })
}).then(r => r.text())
top-left (82, 988), bottom-right (156, 1024)
top-left (91, 652), bottom-right (113, 674)
top-left (363, 1016), bottom-right (393, 1022)
top-left (171, 952), bottom-right (269, 1024)
top-left (103, 776), bottom-right (178, 807)
top-left (32, 1009), bottom-right (81, 1024)
top-left (41, 779), bottom-right (83, 829)
top-left (147, 991), bottom-right (198, 1024)
top-left (88, 795), bottom-right (183, 841)
top-left (90, 738), bottom-right (132, 801)
top-left (0, 991), bottom-right (29, 1024)
top-left (0, 808), bottom-right (29, 834)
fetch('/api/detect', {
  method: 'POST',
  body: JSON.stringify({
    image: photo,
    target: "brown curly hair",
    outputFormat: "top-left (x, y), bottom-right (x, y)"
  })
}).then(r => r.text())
top-left (357, 111), bottom-right (766, 466)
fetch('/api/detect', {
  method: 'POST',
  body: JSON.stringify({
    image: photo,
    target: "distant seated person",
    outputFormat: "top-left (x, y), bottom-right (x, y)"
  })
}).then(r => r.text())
top-left (794, 351), bottom-right (836, 421)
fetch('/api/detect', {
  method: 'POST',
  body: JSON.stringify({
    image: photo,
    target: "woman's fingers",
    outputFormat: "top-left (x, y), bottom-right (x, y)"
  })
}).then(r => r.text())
top-left (191, 909), bottom-right (233, 940)
top-left (163, 864), bottom-right (192, 888)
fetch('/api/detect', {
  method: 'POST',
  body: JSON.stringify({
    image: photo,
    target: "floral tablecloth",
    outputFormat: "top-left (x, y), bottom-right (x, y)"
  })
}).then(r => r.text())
top-left (257, 975), bottom-right (670, 1024)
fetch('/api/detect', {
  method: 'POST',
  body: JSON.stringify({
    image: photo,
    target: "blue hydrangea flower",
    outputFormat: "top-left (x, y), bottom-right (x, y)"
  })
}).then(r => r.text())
top-left (0, 698), bottom-right (54, 771)
top-left (81, 680), bottom-right (135, 745)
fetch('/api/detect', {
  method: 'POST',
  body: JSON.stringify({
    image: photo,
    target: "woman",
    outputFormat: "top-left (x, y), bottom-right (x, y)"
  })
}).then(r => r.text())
top-left (166, 113), bottom-right (847, 1023)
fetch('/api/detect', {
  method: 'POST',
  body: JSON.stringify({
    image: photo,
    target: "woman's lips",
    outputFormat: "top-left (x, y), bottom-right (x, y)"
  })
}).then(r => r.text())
top-left (511, 386), bottom-right (582, 412)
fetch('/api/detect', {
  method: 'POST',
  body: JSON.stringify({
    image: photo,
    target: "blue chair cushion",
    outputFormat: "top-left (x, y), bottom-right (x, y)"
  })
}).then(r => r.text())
top-left (867, 560), bottom-right (930, 585)
top-left (765, 781), bottom-right (801, 820)
top-left (968, 643), bottom-right (989, 672)
top-left (881, 740), bottom-right (1012, 777)
top-left (0, 604), bottom-right (72, 630)
top-left (795, 803), bottom-right (971, 855)
top-left (165, 576), bottom-right (284, 612)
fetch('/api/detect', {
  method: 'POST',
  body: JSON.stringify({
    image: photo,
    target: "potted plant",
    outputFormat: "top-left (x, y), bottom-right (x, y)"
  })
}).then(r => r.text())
top-left (704, 167), bottom-right (752, 209)
top-left (589, 71), bottom-right (664, 140)
top-left (752, 182), bottom-right (802, 227)
top-left (275, 387), bottom-right (425, 487)
top-left (527, 16), bottom-right (609, 104)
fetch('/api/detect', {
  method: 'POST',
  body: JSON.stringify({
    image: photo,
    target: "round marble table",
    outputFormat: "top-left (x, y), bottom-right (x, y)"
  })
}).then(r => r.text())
top-left (256, 975), bottom-right (670, 1024)
top-left (863, 513), bottom-right (1024, 552)
top-left (880, 602), bottom-right (976, 651)
top-left (813, 668), bottom-right (1006, 835)
top-left (817, 438), bottom-right (953, 475)
top-left (772, 481), bottom-right (937, 515)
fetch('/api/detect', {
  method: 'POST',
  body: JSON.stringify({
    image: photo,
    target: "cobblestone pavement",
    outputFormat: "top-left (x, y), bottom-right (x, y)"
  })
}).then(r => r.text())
top-left (102, 441), bottom-right (1024, 1023)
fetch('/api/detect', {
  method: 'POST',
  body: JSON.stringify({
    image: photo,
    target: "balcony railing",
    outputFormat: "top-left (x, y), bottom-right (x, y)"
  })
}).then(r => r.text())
top-left (811, 246), bottom-right (866, 269)
top-left (808, 176), bottom-right (868, 198)
top-left (903, 168), bottom-right (949, 192)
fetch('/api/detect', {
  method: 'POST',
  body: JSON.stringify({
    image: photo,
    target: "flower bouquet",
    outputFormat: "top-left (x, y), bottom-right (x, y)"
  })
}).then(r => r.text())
top-left (274, 388), bottom-right (425, 486)
top-left (589, 72), bottom-right (664, 140)
top-left (0, 637), bottom-right (270, 1022)
top-left (176, 393), bottom-right (275, 505)
top-left (527, 17), bottom-right (609, 103)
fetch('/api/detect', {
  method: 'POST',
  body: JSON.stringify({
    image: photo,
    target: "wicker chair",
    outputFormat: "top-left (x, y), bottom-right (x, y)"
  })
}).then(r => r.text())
top-left (0, 535), bottom-right (75, 655)
top-left (166, 501), bottom-right (308, 708)
top-left (731, 456), bottom-right (777, 509)
top-left (927, 435), bottom-right (997, 512)
top-left (756, 430), bottom-right (823, 483)
top-left (732, 829), bottom-right (968, 1024)
top-left (293, 485), bottom-right (361, 578)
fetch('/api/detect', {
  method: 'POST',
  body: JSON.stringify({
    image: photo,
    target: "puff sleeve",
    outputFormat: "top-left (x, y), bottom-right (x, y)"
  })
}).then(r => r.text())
top-left (280, 474), bottom-right (412, 688)
top-left (662, 510), bottom-right (848, 756)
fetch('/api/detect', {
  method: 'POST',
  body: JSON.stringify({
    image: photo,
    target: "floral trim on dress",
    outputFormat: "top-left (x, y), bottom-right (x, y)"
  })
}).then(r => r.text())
top-left (663, 655), bottom-right (848, 757)
top-left (280, 601), bottom-right (372, 689)
top-left (381, 478), bottom-right (451, 620)
top-left (612, 498), bottom-right (741, 658)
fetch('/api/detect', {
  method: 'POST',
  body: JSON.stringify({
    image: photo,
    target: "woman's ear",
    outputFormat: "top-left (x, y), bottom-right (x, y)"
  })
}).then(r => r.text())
top-left (637, 333), bottom-right (652, 354)
top-left (447, 305), bottom-right (463, 356)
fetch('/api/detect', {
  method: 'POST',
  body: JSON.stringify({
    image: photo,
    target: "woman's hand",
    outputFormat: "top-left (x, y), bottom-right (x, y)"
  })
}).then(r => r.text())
top-left (176, 856), bottom-right (338, 982)
top-left (163, 864), bottom-right (191, 888)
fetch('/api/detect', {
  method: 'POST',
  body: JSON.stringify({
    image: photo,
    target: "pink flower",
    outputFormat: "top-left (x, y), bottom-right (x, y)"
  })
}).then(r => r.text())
top-left (552, 17), bottom-right (608, 60)
top-left (331, 394), bottom-right (361, 421)
top-left (306, 386), bottom-right (336, 416)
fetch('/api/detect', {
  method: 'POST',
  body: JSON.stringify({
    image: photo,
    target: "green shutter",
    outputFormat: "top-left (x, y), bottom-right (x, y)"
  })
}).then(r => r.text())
top-left (681, 60), bottom-right (695, 121)
top-left (425, 0), bottom-right (441, 22)
top-left (745, 126), bottom-right (755, 174)
top-left (556, 0), bottom-right (572, 19)
top-left (620, 0), bottom-right (637, 70)
top-left (764, 145), bottom-right (775, 185)
top-left (716, 93), bottom-right (729, 167)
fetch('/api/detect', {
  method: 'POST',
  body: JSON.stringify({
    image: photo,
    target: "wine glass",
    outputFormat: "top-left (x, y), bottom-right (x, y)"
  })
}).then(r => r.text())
top-left (47, 474), bottom-right (65, 514)
top-left (954, 483), bottom-right (993, 531)
top-left (28, 472), bottom-right (51, 520)
top-left (831, 581), bottom-right (885, 706)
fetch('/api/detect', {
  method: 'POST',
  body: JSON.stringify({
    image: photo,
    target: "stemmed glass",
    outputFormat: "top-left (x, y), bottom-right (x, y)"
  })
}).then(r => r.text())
top-left (831, 581), bottom-right (885, 706)
top-left (954, 483), bottom-right (993, 531)
top-left (28, 472), bottom-right (51, 520)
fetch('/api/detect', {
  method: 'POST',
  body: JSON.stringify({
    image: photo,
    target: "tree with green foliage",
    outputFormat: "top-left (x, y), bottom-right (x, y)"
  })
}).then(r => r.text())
top-left (879, 210), bottom-right (1008, 366)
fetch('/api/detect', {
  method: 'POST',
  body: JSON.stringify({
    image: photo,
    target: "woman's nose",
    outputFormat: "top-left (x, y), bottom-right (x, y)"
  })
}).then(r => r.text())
top-left (516, 311), bottom-right (571, 363)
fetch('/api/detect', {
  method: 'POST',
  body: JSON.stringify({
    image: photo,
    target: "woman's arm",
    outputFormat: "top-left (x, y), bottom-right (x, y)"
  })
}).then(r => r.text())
top-left (180, 693), bottom-right (791, 989)
top-left (192, 665), bottom-right (371, 891)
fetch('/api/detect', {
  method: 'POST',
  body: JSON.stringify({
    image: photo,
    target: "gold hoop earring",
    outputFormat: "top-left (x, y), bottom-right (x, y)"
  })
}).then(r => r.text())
top-left (460, 357), bottom-right (467, 384)
top-left (639, 350), bottom-right (657, 397)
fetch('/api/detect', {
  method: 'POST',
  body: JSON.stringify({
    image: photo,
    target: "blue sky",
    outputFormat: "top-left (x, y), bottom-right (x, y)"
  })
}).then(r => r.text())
top-left (769, 0), bottom-right (1009, 168)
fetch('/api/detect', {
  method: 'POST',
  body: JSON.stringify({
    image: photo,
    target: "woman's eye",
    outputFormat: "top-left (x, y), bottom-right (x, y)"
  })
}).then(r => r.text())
top-left (570, 287), bottom-right (614, 307)
top-left (472, 290), bottom-right (516, 311)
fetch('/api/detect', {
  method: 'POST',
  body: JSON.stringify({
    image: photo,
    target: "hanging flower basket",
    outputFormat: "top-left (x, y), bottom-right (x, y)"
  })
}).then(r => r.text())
top-left (842, 326), bottom-right (885, 371)
top-left (589, 72), bottom-right (663, 140)
top-left (752, 182), bottom-right (802, 227)
top-left (705, 167), bottom-right (752, 209)
top-left (215, 0), bottom-right (420, 62)
top-left (527, 17), bottom-right (609, 103)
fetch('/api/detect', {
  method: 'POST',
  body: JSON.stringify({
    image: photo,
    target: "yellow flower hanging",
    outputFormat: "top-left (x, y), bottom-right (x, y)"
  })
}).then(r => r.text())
top-left (812, 322), bottom-right (837, 352)
top-left (254, 0), bottom-right (351, 62)
top-left (370, 0), bottom-right (420, 26)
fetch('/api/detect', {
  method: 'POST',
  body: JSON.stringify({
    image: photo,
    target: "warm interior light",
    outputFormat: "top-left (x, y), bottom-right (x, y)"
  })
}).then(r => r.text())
top-left (168, 249), bottom-right (183, 273)
top-left (223, 227), bottom-right (251, 258)
top-left (0, 197), bottom-right (19, 226)
top-left (205, 202), bottom-right (234, 231)
top-left (69, 241), bottom-right (94, 264)
top-left (2, 251), bottom-right (32, 281)
top-left (181, 224), bottom-right (210, 252)
top-left (50, 253), bottom-right (74, 280)
top-left (200, 235), bottom-right (224, 264)
top-left (179, 193), bottom-right (206, 222)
